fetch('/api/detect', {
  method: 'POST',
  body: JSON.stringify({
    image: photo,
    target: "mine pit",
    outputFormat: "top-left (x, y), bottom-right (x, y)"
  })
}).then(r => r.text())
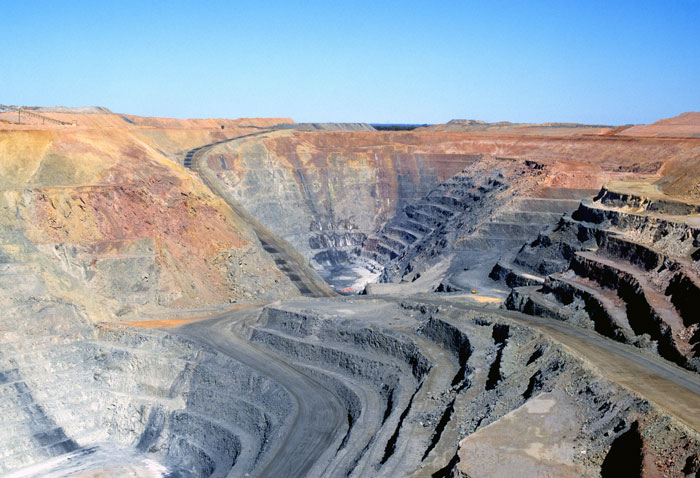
top-left (0, 108), bottom-right (699, 477)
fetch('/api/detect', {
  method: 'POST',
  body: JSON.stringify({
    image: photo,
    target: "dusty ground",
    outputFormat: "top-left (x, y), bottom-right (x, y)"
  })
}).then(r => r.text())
top-left (1, 108), bottom-right (699, 477)
top-left (0, 114), bottom-right (300, 321)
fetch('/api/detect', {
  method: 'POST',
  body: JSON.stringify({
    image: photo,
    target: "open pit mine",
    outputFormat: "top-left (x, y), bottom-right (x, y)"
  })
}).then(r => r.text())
top-left (1, 105), bottom-right (699, 478)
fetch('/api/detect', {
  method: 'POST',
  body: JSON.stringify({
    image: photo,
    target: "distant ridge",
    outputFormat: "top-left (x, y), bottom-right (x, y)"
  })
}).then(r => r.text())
top-left (420, 119), bottom-right (615, 135)
top-left (28, 106), bottom-right (113, 114)
top-left (619, 112), bottom-right (700, 138)
top-left (272, 122), bottom-right (376, 131)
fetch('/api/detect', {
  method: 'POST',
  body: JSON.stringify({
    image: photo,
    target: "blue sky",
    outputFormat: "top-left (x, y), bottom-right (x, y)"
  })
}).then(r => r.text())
top-left (1, 1), bottom-right (699, 124)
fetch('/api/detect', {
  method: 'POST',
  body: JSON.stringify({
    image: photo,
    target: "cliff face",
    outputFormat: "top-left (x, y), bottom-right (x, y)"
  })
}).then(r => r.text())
top-left (1, 111), bottom-right (699, 477)
top-left (207, 131), bottom-right (478, 285)
top-left (203, 128), bottom-right (700, 291)
top-left (0, 121), bottom-right (298, 320)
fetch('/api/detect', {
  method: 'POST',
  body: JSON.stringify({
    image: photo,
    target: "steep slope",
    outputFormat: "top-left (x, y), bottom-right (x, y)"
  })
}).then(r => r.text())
top-left (201, 127), bottom-right (700, 295)
top-left (502, 181), bottom-right (700, 372)
top-left (0, 123), bottom-right (298, 320)
top-left (0, 110), bottom-right (699, 478)
top-left (619, 111), bottom-right (700, 138)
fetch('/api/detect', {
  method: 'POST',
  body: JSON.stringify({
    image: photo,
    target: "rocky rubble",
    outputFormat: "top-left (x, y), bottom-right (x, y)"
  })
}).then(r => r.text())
top-left (501, 183), bottom-right (700, 372)
top-left (2, 111), bottom-right (700, 477)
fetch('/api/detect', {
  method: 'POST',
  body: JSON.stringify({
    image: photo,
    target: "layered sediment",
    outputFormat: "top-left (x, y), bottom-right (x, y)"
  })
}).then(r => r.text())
top-left (502, 182), bottom-right (700, 371)
top-left (1, 110), bottom-right (699, 477)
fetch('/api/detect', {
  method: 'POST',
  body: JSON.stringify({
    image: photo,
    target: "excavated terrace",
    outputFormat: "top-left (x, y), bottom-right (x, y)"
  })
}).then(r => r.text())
top-left (1, 112), bottom-right (700, 477)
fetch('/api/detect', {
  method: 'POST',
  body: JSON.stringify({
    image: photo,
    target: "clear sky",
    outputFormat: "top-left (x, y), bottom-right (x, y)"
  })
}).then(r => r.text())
top-left (2, 1), bottom-right (699, 124)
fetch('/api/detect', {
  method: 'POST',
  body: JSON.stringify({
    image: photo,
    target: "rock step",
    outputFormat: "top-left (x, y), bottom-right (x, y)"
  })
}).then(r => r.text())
top-left (251, 326), bottom-right (421, 383)
top-left (363, 239), bottom-right (400, 261)
top-left (489, 259), bottom-right (545, 288)
top-left (427, 195), bottom-right (470, 211)
top-left (421, 201), bottom-right (459, 216)
top-left (96, 323), bottom-right (193, 343)
top-left (0, 339), bottom-right (92, 363)
top-left (597, 229), bottom-right (700, 280)
top-left (456, 237), bottom-right (528, 251)
top-left (574, 200), bottom-right (700, 252)
top-left (0, 344), bottom-right (96, 374)
top-left (95, 327), bottom-right (202, 358)
top-left (260, 315), bottom-right (429, 374)
top-left (515, 198), bottom-right (582, 214)
top-left (0, 275), bottom-right (46, 294)
top-left (0, 378), bottom-right (96, 416)
top-left (442, 174), bottom-right (474, 186)
top-left (103, 376), bottom-right (274, 417)
top-left (595, 186), bottom-right (700, 216)
top-left (377, 234), bottom-right (408, 250)
top-left (364, 251), bottom-right (391, 264)
top-left (0, 438), bottom-right (82, 472)
top-left (594, 232), bottom-right (700, 327)
top-left (90, 340), bottom-right (199, 365)
top-left (491, 210), bottom-right (563, 225)
top-left (384, 226), bottom-right (420, 244)
top-left (169, 408), bottom-right (243, 454)
top-left (531, 187), bottom-right (598, 200)
top-left (505, 216), bottom-right (596, 277)
top-left (572, 252), bottom-right (688, 343)
top-left (404, 206), bottom-right (446, 228)
top-left (2, 405), bottom-right (56, 431)
top-left (165, 434), bottom-right (219, 477)
top-left (545, 274), bottom-right (635, 341)
top-left (402, 219), bottom-right (434, 235)
top-left (505, 286), bottom-right (574, 322)
top-left (0, 353), bottom-right (85, 382)
top-left (569, 253), bottom-right (693, 368)
top-left (0, 246), bottom-right (41, 263)
top-left (0, 361), bottom-right (91, 390)
top-left (596, 231), bottom-right (668, 270)
top-left (185, 388), bottom-right (274, 430)
top-left (475, 221), bottom-right (547, 237)
top-left (0, 415), bottom-right (101, 454)
top-left (0, 425), bottom-right (84, 460)
top-left (0, 262), bottom-right (38, 274)
top-left (0, 240), bottom-right (38, 252)
top-left (0, 334), bottom-right (89, 352)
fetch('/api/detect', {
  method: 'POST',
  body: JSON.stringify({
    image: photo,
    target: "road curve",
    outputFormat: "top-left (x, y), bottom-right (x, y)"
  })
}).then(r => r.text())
top-left (413, 297), bottom-right (700, 432)
top-left (183, 135), bottom-right (336, 298)
top-left (169, 295), bottom-right (700, 477)
top-left (171, 306), bottom-right (347, 478)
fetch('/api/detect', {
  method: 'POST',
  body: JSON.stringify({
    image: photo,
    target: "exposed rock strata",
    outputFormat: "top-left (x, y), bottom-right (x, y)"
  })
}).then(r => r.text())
top-left (501, 184), bottom-right (700, 372)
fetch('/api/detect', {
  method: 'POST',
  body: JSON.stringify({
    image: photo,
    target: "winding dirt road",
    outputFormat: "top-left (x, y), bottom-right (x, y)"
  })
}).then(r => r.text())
top-left (171, 306), bottom-right (347, 478)
top-left (183, 135), bottom-right (336, 298)
top-left (418, 297), bottom-right (700, 431)
top-left (165, 296), bottom-right (700, 477)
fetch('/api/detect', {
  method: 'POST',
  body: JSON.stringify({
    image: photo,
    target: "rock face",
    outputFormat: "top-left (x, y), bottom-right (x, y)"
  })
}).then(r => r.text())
top-left (2, 288), bottom-right (699, 476)
top-left (205, 130), bottom-right (480, 290)
top-left (204, 127), bottom-right (700, 294)
top-left (501, 182), bottom-right (700, 371)
top-left (1, 111), bottom-right (699, 477)
top-left (0, 120), bottom-right (299, 319)
top-left (0, 262), bottom-right (292, 476)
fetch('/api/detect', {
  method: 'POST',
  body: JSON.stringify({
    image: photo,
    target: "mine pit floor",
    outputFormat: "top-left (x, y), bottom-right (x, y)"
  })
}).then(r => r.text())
top-left (5, 443), bottom-right (172, 478)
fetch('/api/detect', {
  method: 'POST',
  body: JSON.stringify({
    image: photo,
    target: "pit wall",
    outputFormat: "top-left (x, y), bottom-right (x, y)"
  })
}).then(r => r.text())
top-left (207, 131), bottom-right (481, 267)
